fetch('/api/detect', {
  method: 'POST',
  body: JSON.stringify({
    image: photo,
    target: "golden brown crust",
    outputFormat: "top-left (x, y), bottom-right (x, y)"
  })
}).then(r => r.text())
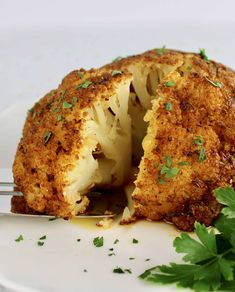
top-left (13, 69), bottom-right (132, 217)
top-left (133, 53), bottom-right (235, 231)
top-left (13, 48), bottom-right (235, 230)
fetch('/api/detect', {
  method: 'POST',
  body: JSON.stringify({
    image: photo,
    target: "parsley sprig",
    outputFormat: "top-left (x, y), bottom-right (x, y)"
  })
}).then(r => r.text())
top-left (139, 186), bottom-right (235, 291)
top-left (158, 156), bottom-right (179, 184)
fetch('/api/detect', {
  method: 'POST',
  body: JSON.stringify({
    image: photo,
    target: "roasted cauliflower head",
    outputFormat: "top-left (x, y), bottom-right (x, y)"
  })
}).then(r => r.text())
top-left (13, 48), bottom-right (235, 230)
top-left (13, 69), bottom-right (132, 217)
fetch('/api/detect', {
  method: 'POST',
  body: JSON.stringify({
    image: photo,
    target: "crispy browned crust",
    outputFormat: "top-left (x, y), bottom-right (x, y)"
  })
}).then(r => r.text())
top-left (13, 48), bottom-right (235, 230)
top-left (133, 53), bottom-right (235, 231)
top-left (13, 69), bottom-right (131, 217)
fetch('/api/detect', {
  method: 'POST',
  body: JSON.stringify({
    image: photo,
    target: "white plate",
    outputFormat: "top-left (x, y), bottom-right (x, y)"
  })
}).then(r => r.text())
top-left (1, 2), bottom-right (235, 291)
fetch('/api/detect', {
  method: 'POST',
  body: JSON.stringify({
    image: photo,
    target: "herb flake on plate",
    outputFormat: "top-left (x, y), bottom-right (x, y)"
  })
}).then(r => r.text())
top-left (93, 236), bottom-right (104, 247)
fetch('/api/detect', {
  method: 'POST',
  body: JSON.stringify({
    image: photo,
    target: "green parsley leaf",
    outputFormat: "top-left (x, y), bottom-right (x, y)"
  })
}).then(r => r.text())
top-left (62, 101), bottom-right (73, 109)
top-left (165, 102), bottom-right (173, 111)
top-left (159, 178), bottom-right (166, 184)
top-left (77, 70), bottom-right (84, 78)
top-left (77, 79), bottom-right (92, 89)
top-left (129, 257), bottom-right (135, 260)
top-left (194, 136), bottom-right (204, 146)
top-left (205, 77), bottom-right (222, 88)
top-left (214, 187), bottom-right (235, 219)
top-left (71, 97), bottom-right (78, 104)
top-left (114, 239), bottom-right (119, 244)
top-left (132, 238), bottom-right (139, 244)
top-left (145, 258), bottom-right (150, 261)
top-left (140, 186), bottom-right (235, 291)
top-left (15, 234), bottom-right (23, 242)
top-left (109, 253), bottom-right (116, 256)
top-left (53, 108), bottom-right (59, 113)
top-left (43, 131), bottom-right (52, 144)
top-left (113, 267), bottom-right (125, 274)
top-left (113, 267), bottom-right (131, 274)
top-left (187, 65), bottom-right (192, 71)
top-left (37, 241), bottom-right (44, 246)
top-left (111, 70), bottom-right (122, 76)
top-left (160, 165), bottom-right (179, 179)
top-left (156, 46), bottom-right (166, 55)
top-left (199, 48), bottom-right (209, 62)
top-left (139, 220), bottom-right (235, 291)
top-left (199, 146), bottom-right (207, 162)
top-left (93, 236), bottom-right (104, 247)
top-left (178, 161), bottom-right (190, 166)
top-left (165, 81), bottom-right (175, 87)
top-left (56, 115), bottom-right (63, 122)
top-left (39, 235), bottom-right (46, 240)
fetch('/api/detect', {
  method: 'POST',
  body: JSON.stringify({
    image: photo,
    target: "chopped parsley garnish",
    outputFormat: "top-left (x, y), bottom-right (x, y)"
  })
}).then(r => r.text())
top-left (39, 235), bottom-right (46, 240)
top-left (77, 70), bottom-right (84, 78)
top-left (160, 165), bottom-right (179, 178)
top-left (165, 81), bottom-right (175, 87)
top-left (165, 102), bottom-right (173, 111)
top-left (77, 79), bottom-right (92, 89)
top-left (132, 238), bottom-right (139, 244)
top-left (199, 48), bottom-right (209, 62)
top-left (194, 136), bottom-right (204, 146)
top-left (139, 186), bottom-right (235, 292)
top-left (108, 253), bottom-right (116, 256)
top-left (113, 267), bottom-right (132, 274)
top-left (111, 70), bottom-right (122, 76)
top-left (178, 161), bottom-right (190, 166)
top-left (62, 101), bottom-right (73, 109)
top-left (199, 146), bottom-right (207, 162)
top-left (159, 178), bottom-right (166, 184)
top-left (194, 136), bottom-right (207, 162)
top-left (145, 259), bottom-right (150, 262)
top-left (156, 46), bottom-right (166, 55)
top-left (129, 257), bottom-right (135, 260)
top-left (114, 239), bottom-right (119, 244)
top-left (43, 131), bottom-right (52, 144)
top-left (37, 241), bottom-right (44, 246)
top-left (53, 108), bottom-right (59, 113)
top-left (93, 236), bottom-right (104, 247)
top-left (158, 156), bottom-right (180, 184)
top-left (112, 56), bottom-right (122, 63)
top-left (71, 97), bottom-right (78, 104)
top-left (109, 248), bottom-right (114, 251)
top-left (205, 77), bottom-right (222, 88)
top-left (15, 235), bottom-right (23, 242)
top-left (56, 115), bottom-right (63, 122)
top-left (113, 267), bottom-right (125, 274)
top-left (77, 238), bottom-right (81, 242)
top-left (187, 65), bottom-right (192, 71)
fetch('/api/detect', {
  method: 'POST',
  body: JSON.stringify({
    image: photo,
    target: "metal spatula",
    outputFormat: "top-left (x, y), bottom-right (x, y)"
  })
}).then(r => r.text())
top-left (0, 182), bottom-right (127, 218)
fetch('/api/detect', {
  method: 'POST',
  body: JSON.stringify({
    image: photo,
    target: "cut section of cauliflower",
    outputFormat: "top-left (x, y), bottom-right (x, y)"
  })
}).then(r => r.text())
top-left (13, 69), bottom-right (132, 217)
top-left (102, 49), bottom-right (184, 160)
